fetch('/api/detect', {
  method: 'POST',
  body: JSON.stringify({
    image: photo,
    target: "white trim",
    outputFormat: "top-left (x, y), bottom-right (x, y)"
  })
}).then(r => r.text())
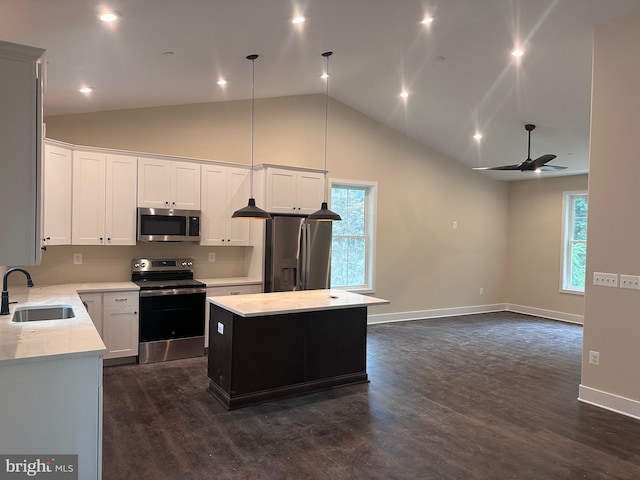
top-left (578, 385), bottom-right (640, 421)
top-left (506, 303), bottom-right (584, 324)
top-left (560, 190), bottom-right (588, 294)
top-left (367, 304), bottom-right (507, 324)
top-left (367, 303), bottom-right (583, 325)
top-left (329, 178), bottom-right (377, 292)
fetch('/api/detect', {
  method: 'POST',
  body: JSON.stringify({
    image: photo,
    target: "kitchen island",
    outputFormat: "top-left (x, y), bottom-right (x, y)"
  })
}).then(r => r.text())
top-left (207, 289), bottom-right (389, 409)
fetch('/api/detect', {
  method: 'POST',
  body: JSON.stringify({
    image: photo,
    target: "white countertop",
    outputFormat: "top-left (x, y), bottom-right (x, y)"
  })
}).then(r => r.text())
top-left (198, 277), bottom-right (262, 288)
top-left (207, 289), bottom-right (389, 317)
top-left (0, 282), bottom-right (137, 365)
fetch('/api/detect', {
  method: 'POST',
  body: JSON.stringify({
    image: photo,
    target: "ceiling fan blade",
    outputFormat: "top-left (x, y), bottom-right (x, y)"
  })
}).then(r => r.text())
top-left (538, 164), bottom-right (568, 171)
top-left (531, 154), bottom-right (557, 169)
top-left (473, 164), bottom-right (523, 171)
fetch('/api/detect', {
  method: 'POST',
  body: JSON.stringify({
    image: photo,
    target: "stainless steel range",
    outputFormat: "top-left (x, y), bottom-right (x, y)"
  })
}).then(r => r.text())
top-left (132, 258), bottom-right (206, 364)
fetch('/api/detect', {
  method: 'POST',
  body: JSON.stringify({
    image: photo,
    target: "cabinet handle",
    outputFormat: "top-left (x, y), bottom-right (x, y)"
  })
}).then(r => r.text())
top-left (134, 311), bottom-right (137, 315)
top-left (99, 237), bottom-right (103, 241)
top-left (115, 298), bottom-right (128, 302)
top-left (230, 291), bottom-right (241, 295)
top-left (41, 246), bottom-right (47, 251)
top-left (107, 237), bottom-right (111, 241)
top-left (165, 201), bottom-right (169, 206)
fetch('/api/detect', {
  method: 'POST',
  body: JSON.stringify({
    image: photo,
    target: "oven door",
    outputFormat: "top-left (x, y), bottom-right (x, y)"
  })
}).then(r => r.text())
top-left (139, 288), bottom-right (205, 342)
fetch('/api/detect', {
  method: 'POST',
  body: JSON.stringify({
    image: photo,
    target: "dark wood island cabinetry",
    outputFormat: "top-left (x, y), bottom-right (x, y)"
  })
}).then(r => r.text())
top-left (207, 290), bottom-right (388, 409)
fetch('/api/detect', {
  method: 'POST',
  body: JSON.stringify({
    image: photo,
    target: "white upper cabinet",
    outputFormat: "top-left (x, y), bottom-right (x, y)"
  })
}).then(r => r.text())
top-left (263, 167), bottom-right (325, 215)
top-left (42, 143), bottom-right (72, 247)
top-left (137, 158), bottom-right (201, 210)
top-left (200, 164), bottom-right (251, 246)
top-left (72, 151), bottom-right (137, 245)
top-left (0, 40), bottom-right (45, 265)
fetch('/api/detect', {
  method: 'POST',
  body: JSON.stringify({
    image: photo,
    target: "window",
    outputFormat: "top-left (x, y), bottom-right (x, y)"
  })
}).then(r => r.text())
top-left (562, 191), bottom-right (588, 293)
top-left (330, 180), bottom-right (377, 292)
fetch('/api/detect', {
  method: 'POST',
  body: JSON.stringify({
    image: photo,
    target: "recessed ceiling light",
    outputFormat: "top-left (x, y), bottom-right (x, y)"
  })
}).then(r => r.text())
top-left (473, 133), bottom-right (482, 141)
top-left (400, 91), bottom-right (409, 99)
top-left (99, 11), bottom-right (120, 22)
top-left (292, 16), bottom-right (305, 24)
top-left (217, 79), bottom-right (227, 86)
top-left (79, 87), bottom-right (93, 94)
top-left (421, 17), bottom-right (434, 24)
top-left (511, 48), bottom-right (524, 57)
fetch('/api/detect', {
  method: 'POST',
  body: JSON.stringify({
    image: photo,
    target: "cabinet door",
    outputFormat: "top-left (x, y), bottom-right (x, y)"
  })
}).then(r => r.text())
top-left (265, 168), bottom-right (297, 213)
top-left (296, 171), bottom-right (325, 214)
top-left (103, 309), bottom-right (139, 359)
top-left (72, 151), bottom-right (106, 245)
top-left (103, 291), bottom-right (139, 359)
top-left (226, 167), bottom-right (251, 245)
top-left (173, 161), bottom-right (201, 209)
top-left (137, 158), bottom-right (170, 208)
top-left (200, 165), bottom-right (228, 245)
top-left (79, 293), bottom-right (104, 337)
top-left (105, 154), bottom-right (137, 245)
top-left (42, 144), bottom-right (72, 246)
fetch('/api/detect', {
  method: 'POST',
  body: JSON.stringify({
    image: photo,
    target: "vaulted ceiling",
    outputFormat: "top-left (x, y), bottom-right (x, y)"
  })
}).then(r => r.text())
top-left (3, 0), bottom-right (640, 179)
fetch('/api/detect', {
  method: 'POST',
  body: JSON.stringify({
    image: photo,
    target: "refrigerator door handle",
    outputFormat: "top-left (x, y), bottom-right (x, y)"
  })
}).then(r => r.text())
top-left (299, 222), bottom-right (308, 290)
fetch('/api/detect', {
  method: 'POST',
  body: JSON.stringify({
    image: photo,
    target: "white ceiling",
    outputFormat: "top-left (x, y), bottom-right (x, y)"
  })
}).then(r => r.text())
top-left (3, 0), bottom-right (640, 180)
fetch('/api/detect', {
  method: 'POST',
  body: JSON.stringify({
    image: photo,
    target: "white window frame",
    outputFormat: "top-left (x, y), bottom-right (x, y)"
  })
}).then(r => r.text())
top-left (561, 190), bottom-right (588, 295)
top-left (329, 178), bottom-right (377, 294)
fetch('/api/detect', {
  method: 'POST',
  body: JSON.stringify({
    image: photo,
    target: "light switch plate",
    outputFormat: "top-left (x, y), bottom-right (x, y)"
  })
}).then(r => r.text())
top-left (620, 274), bottom-right (640, 290)
top-left (217, 322), bottom-right (224, 335)
top-left (593, 272), bottom-right (618, 287)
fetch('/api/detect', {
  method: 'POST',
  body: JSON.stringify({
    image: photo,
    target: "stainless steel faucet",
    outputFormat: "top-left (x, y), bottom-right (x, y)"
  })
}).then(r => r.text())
top-left (1, 268), bottom-right (35, 315)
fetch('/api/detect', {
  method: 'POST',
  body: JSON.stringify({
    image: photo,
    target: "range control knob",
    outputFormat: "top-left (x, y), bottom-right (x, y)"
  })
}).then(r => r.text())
top-left (181, 261), bottom-right (187, 267)
top-left (187, 261), bottom-right (193, 266)
top-left (134, 263), bottom-right (140, 268)
top-left (140, 262), bottom-right (146, 268)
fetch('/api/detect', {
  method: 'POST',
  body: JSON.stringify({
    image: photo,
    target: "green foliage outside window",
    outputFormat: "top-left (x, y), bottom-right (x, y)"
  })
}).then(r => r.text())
top-left (568, 195), bottom-right (588, 290)
top-left (331, 186), bottom-right (367, 287)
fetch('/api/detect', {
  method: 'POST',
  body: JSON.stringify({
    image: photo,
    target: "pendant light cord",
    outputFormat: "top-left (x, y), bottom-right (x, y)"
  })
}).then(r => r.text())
top-left (322, 51), bottom-right (332, 203)
top-left (249, 55), bottom-right (257, 197)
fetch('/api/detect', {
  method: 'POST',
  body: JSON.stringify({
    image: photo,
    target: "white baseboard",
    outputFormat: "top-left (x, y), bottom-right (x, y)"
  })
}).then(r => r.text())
top-left (367, 304), bottom-right (507, 324)
top-left (578, 385), bottom-right (640, 421)
top-left (367, 303), bottom-right (583, 325)
top-left (506, 304), bottom-right (583, 325)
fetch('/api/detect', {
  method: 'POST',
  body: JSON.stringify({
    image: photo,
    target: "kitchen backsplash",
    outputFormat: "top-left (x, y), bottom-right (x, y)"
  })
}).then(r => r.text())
top-left (8, 244), bottom-right (249, 286)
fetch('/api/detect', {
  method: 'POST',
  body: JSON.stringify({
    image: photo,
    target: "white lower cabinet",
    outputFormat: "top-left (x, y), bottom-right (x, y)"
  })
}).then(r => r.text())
top-left (0, 355), bottom-right (103, 479)
top-left (81, 290), bottom-right (139, 360)
top-left (205, 284), bottom-right (262, 347)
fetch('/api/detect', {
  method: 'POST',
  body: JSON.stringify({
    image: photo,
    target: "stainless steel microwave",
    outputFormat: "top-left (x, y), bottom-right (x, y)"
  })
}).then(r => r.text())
top-left (137, 208), bottom-right (201, 242)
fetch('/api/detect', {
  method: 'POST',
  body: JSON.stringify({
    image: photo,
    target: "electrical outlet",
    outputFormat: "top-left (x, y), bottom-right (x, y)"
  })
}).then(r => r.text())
top-left (452, 221), bottom-right (458, 229)
top-left (479, 287), bottom-right (484, 295)
top-left (73, 253), bottom-right (82, 265)
top-left (588, 350), bottom-right (600, 365)
top-left (593, 272), bottom-right (618, 287)
top-left (620, 274), bottom-right (640, 290)
top-left (208, 252), bottom-right (216, 262)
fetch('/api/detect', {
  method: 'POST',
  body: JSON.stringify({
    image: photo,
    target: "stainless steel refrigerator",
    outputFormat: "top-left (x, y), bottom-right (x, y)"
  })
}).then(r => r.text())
top-left (264, 215), bottom-right (332, 292)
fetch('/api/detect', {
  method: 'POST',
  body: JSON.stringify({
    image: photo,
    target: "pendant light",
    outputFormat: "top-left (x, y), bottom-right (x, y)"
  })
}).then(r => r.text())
top-left (232, 54), bottom-right (271, 220)
top-left (308, 51), bottom-right (342, 222)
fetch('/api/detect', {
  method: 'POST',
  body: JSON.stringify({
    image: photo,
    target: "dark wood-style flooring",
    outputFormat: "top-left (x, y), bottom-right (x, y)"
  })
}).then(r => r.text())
top-left (103, 312), bottom-right (640, 479)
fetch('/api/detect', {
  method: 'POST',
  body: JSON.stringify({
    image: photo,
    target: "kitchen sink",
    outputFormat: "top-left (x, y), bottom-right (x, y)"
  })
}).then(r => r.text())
top-left (11, 305), bottom-right (75, 322)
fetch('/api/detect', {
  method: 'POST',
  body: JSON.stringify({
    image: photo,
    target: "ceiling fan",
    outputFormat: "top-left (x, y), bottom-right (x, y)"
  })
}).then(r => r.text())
top-left (473, 124), bottom-right (567, 172)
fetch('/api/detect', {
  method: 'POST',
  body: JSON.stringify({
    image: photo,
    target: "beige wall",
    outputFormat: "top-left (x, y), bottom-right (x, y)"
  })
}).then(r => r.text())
top-left (41, 94), bottom-right (510, 316)
top-left (581, 13), bottom-right (640, 402)
top-left (508, 175), bottom-right (588, 319)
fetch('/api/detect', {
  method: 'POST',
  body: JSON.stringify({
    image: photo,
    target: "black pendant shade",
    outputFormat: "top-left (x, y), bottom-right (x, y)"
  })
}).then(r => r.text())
top-left (231, 54), bottom-right (271, 220)
top-left (232, 197), bottom-right (271, 219)
top-left (309, 51), bottom-right (341, 222)
top-left (308, 202), bottom-right (341, 221)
